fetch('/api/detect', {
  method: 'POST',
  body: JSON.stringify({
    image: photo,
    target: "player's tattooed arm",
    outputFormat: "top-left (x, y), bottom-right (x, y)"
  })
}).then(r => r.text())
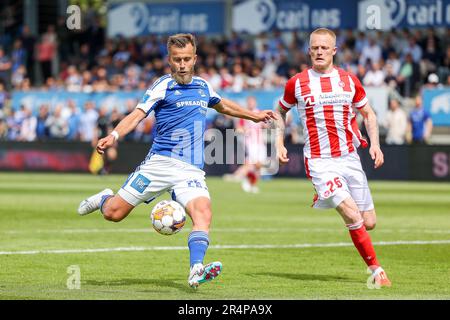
top-left (359, 103), bottom-right (384, 169)
top-left (274, 105), bottom-right (289, 164)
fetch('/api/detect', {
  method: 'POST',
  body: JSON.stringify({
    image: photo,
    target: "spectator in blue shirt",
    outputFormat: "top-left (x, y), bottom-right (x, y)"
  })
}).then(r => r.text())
top-left (407, 95), bottom-right (433, 144)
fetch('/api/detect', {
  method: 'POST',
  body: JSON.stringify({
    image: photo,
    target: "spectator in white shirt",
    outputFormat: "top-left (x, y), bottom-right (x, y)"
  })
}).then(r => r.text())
top-left (79, 101), bottom-right (98, 142)
top-left (363, 62), bottom-right (385, 87)
top-left (384, 98), bottom-right (408, 145)
top-left (359, 37), bottom-right (382, 67)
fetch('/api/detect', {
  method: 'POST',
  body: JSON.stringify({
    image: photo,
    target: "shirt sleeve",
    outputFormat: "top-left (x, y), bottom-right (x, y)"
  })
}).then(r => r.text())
top-left (350, 73), bottom-right (368, 109)
top-left (279, 76), bottom-right (297, 111)
top-left (136, 82), bottom-right (167, 114)
top-left (206, 81), bottom-right (222, 108)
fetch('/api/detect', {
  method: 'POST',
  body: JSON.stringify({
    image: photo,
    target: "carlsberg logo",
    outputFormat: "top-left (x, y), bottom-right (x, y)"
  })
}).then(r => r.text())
top-left (176, 100), bottom-right (208, 108)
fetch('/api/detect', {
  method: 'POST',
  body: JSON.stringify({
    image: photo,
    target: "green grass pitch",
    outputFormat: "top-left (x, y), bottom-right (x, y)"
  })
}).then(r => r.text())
top-left (0, 172), bottom-right (449, 300)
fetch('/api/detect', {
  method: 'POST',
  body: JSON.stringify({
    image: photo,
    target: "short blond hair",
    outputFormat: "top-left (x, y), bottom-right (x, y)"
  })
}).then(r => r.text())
top-left (310, 28), bottom-right (336, 46)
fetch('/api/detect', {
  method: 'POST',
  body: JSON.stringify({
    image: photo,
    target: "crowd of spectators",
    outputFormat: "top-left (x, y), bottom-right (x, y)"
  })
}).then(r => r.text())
top-left (0, 15), bottom-right (449, 145)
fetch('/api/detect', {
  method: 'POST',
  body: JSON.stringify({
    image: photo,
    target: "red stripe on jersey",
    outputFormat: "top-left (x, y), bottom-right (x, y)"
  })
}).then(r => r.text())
top-left (343, 105), bottom-right (355, 153)
top-left (301, 70), bottom-right (320, 158)
top-left (349, 73), bottom-right (367, 104)
top-left (304, 157), bottom-right (311, 179)
top-left (323, 105), bottom-right (342, 157)
top-left (299, 70), bottom-right (311, 95)
top-left (305, 106), bottom-right (321, 158)
top-left (337, 69), bottom-right (352, 92)
top-left (320, 77), bottom-right (332, 93)
top-left (351, 115), bottom-right (368, 148)
top-left (281, 77), bottom-right (298, 105)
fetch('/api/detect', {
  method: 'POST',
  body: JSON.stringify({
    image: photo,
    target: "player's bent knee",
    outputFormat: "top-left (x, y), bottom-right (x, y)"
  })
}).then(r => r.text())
top-left (365, 220), bottom-right (376, 230)
top-left (362, 210), bottom-right (377, 230)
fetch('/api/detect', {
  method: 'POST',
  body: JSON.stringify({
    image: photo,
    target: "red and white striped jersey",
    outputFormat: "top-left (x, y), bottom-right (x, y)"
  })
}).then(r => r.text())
top-left (279, 67), bottom-right (368, 159)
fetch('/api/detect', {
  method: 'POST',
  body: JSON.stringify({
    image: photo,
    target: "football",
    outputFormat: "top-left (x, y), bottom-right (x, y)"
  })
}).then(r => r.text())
top-left (150, 200), bottom-right (187, 235)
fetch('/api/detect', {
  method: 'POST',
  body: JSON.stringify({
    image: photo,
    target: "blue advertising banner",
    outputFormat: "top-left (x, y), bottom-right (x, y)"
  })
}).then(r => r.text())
top-left (358, 0), bottom-right (450, 30)
top-left (12, 90), bottom-right (145, 114)
top-left (422, 88), bottom-right (450, 126)
top-left (12, 89), bottom-right (286, 122)
top-left (232, 0), bottom-right (358, 34)
top-left (108, 1), bottom-right (225, 37)
top-left (232, 0), bottom-right (449, 34)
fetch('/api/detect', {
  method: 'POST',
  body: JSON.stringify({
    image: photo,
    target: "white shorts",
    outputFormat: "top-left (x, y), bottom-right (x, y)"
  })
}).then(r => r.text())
top-left (118, 154), bottom-right (210, 208)
top-left (305, 152), bottom-right (374, 211)
top-left (246, 143), bottom-right (267, 165)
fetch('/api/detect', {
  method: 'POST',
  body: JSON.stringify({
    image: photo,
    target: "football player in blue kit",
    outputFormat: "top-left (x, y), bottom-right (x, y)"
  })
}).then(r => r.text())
top-left (78, 33), bottom-right (277, 288)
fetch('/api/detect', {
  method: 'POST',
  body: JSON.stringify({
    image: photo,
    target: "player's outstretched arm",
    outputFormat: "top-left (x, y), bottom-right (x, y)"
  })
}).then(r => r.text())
top-left (96, 108), bottom-right (146, 154)
top-left (359, 103), bottom-right (384, 169)
top-left (274, 105), bottom-right (289, 164)
top-left (212, 98), bottom-right (277, 123)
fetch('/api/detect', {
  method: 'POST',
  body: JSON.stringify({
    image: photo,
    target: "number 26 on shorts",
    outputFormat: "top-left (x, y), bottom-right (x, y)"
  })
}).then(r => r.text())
top-left (326, 177), bottom-right (343, 193)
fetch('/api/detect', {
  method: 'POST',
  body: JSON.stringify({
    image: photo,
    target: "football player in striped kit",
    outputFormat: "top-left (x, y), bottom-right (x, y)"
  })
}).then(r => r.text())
top-left (275, 28), bottom-right (391, 287)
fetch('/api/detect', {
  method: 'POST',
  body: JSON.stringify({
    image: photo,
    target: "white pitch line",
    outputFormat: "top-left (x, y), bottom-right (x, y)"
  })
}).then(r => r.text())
top-left (3, 228), bottom-right (450, 234)
top-left (0, 240), bottom-right (449, 255)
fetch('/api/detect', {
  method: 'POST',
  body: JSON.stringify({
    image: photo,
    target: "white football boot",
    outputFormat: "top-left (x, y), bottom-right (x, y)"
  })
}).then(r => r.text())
top-left (77, 188), bottom-right (114, 216)
top-left (188, 261), bottom-right (222, 288)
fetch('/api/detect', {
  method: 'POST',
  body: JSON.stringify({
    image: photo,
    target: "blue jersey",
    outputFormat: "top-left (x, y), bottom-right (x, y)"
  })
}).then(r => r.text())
top-left (136, 75), bottom-right (221, 169)
top-left (409, 108), bottom-right (430, 141)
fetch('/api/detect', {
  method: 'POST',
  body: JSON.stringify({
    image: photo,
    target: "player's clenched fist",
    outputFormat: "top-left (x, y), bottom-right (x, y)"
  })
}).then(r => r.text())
top-left (96, 135), bottom-right (115, 155)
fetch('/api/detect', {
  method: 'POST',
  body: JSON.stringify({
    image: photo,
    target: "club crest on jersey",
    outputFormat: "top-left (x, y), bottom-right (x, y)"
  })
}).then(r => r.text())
top-left (303, 95), bottom-right (315, 107)
top-left (338, 81), bottom-right (346, 87)
top-left (198, 89), bottom-right (206, 97)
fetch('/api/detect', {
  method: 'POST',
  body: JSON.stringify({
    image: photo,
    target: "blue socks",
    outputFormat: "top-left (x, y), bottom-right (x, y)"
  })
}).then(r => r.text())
top-left (99, 195), bottom-right (113, 215)
top-left (188, 231), bottom-right (209, 267)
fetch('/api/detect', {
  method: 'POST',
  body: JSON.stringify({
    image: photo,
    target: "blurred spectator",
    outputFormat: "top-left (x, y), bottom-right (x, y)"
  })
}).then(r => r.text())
top-left (423, 73), bottom-right (442, 90)
top-left (363, 62), bottom-right (385, 87)
top-left (207, 67), bottom-right (222, 91)
top-left (402, 36), bottom-right (423, 63)
top-left (11, 40), bottom-right (26, 74)
top-left (359, 37), bottom-right (381, 67)
top-left (231, 63), bottom-right (247, 92)
top-left (0, 81), bottom-right (9, 110)
top-left (79, 101), bottom-right (98, 142)
top-left (19, 107), bottom-right (37, 141)
top-left (385, 51), bottom-right (401, 76)
top-left (384, 63), bottom-right (398, 89)
top-left (66, 100), bottom-right (80, 141)
top-left (397, 53), bottom-right (420, 97)
top-left (219, 66), bottom-right (233, 90)
top-left (65, 65), bottom-right (82, 92)
top-left (36, 104), bottom-right (50, 140)
top-left (37, 26), bottom-right (57, 83)
top-left (11, 65), bottom-right (27, 89)
top-left (56, 16), bottom-right (70, 63)
top-left (383, 98), bottom-right (408, 145)
top-left (7, 106), bottom-right (25, 140)
top-left (19, 25), bottom-right (36, 84)
top-left (46, 104), bottom-right (69, 139)
top-left (407, 95), bottom-right (433, 144)
top-left (0, 48), bottom-right (12, 87)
